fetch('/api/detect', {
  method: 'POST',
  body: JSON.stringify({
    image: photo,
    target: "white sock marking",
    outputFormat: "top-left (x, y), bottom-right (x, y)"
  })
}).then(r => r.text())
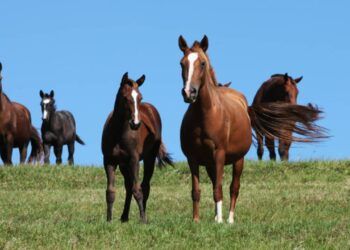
top-left (228, 211), bottom-right (235, 224)
top-left (185, 52), bottom-right (198, 96)
top-left (131, 89), bottom-right (140, 124)
top-left (215, 201), bottom-right (223, 223)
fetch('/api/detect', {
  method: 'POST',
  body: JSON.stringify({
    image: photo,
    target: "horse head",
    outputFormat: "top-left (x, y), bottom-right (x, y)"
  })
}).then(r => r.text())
top-left (117, 72), bottom-right (145, 130)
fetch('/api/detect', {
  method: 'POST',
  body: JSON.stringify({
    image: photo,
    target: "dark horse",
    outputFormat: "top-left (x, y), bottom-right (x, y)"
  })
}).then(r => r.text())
top-left (0, 62), bottom-right (42, 165)
top-left (252, 73), bottom-right (302, 161)
top-left (39, 90), bottom-right (85, 165)
top-left (178, 36), bottom-right (326, 223)
top-left (102, 72), bottom-right (173, 223)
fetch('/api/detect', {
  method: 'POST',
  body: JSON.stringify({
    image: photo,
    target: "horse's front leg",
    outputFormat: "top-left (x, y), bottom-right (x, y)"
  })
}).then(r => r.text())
top-left (228, 158), bottom-right (244, 224)
top-left (188, 159), bottom-right (200, 222)
top-left (213, 149), bottom-right (225, 223)
top-left (43, 143), bottom-right (51, 164)
top-left (129, 154), bottom-right (146, 223)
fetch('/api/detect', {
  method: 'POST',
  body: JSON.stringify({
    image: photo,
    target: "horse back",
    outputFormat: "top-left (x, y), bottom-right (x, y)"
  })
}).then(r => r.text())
top-left (252, 77), bottom-right (294, 105)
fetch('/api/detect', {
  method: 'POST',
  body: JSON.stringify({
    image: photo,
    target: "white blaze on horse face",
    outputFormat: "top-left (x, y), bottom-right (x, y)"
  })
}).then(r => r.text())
top-left (185, 52), bottom-right (199, 96)
top-left (215, 201), bottom-right (223, 223)
top-left (131, 89), bottom-right (140, 124)
top-left (42, 98), bottom-right (51, 119)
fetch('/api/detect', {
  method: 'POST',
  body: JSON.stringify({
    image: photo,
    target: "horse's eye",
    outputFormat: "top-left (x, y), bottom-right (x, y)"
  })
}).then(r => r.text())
top-left (201, 62), bottom-right (206, 68)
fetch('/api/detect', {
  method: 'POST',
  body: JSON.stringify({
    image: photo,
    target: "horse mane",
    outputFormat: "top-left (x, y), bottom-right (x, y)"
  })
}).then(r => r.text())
top-left (1, 92), bottom-right (12, 103)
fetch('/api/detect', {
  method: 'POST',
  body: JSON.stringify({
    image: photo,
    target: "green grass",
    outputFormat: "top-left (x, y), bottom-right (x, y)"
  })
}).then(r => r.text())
top-left (0, 161), bottom-right (349, 249)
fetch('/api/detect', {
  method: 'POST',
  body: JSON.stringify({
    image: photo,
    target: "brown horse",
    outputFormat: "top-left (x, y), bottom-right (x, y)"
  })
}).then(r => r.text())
top-left (252, 73), bottom-right (302, 161)
top-left (178, 35), bottom-right (326, 223)
top-left (0, 63), bottom-right (42, 165)
top-left (102, 72), bottom-right (173, 222)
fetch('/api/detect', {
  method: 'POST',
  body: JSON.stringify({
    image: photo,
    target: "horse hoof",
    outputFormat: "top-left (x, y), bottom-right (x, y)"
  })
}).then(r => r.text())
top-left (120, 216), bottom-right (129, 223)
top-left (193, 217), bottom-right (200, 223)
top-left (227, 218), bottom-right (234, 224)
top-left (214, 216), bottom-right (223, 223)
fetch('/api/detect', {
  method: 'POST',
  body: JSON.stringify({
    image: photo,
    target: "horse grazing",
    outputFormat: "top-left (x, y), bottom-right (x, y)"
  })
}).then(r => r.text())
top-left (39, 90), bottom-right (85, 165)
top-left (102, 72), bottom-right (173, 223)
top-left (0, 62), bottom-right (42, 165)
top-left (178, 35), bottom-right (326, 223)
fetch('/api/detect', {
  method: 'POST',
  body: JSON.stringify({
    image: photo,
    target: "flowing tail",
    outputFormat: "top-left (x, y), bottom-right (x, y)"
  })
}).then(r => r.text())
top-left (157, 142), bottom-right (174, 168)
top-left (28, 126), bottom-right (43, 164)
top-left (248, 103), bottom-right (328, 143)
top-left (75, 134), bottom-right (85, 145)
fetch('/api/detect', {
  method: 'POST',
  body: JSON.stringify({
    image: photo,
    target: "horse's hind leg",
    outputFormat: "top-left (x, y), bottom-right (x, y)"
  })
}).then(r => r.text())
top-left (228, 158), bottom-right (244, 224)
top-left (257, 133), bottom-right (264, 160)
top-left (141, 154), bottom-right (156, 214)
top-left (265, 136), bottom-right (276, 161)
top-left (104, 158), bottom-right (117, 222)
top-left (67, 142), bottom-right (75, 165)
top-left (278, 139), bottom-right (292, 161)
top-left (0, 144), bottom-right (7, 164)
top-left (19, 143), bottom-right (29, 164)
top-left (119, 164), bottom-right (132, 222)
top-left (54, 145), bottom-right (63, 165)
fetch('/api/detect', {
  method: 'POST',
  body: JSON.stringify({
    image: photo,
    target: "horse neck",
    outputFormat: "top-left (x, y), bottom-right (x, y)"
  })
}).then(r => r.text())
top-left (0, 92), bottom-right (9, 113)
top-left (195, 67), bottom-right (218, 111)
top-left (112, 92), bottom-right (129, 129)
top-left (43, 109), bottom-right (57, 128)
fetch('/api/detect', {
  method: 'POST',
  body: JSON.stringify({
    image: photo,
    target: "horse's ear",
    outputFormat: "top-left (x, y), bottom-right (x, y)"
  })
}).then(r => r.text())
top-left (284, 73), bottom-right (289, 81)
top-left (136, 74), bottom-right (145, 87)
top-left (39, 90), bottom-right (44, 98)
top-left (121, 72), bottom-right (128, 85)
top-left (50, 90), bottom-right (54, 98)
top-left (200, 35), bottom-right (209, 52)
top-left (178, 35), bottom-right (188, 53)
top-left (294, 76), bottom-right (303, 84)
top-left (0, 63), bottom-right (2, 72)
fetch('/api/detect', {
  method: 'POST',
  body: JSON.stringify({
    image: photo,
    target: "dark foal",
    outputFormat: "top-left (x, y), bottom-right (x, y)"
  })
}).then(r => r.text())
top-left (102, 72), bottom-right (173, 223)
top-left (0, 62), bottom-right (42, 165)
top-left (252, 73), bottom-right (302, 161)
top-left (39, 90), bottom-right (85, 165)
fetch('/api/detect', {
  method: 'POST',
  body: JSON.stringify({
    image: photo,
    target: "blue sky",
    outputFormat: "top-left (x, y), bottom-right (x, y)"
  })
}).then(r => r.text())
top-left (0, 0), bottom-right (349, 165)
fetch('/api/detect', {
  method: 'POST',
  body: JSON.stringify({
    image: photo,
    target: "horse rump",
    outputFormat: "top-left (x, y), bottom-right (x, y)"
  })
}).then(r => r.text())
top-left (248, 102), bottom-right (328, 143)
top-left (157, 142), bottom-right (174, 168)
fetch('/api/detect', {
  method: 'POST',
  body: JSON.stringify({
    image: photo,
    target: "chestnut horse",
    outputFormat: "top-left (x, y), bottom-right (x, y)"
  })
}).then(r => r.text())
top-left (102, 72), bottom-right (173, 222)
top-left (252, 73), bottom-right (302, 161)
top-left (0, 62), bottom-right (42, 165)
top-left (178, 36), bottom-right (326, 223)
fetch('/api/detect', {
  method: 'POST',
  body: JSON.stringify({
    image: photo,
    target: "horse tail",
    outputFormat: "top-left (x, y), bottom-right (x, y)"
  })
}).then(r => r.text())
top-left (75, 134), bottom-right (85, 145)
top-left (248, 102), bottom-right (328, 143)
top-left (157, 142), bottom-right (174, 168)
top-left (28, 126), bottom-right (43, 164)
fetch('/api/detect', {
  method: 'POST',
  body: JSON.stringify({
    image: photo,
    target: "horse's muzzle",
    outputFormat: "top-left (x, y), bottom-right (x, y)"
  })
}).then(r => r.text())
top-left (129, 120), bottom-right (141, 130)
top-left (182, 87), bottom-right (197, 103)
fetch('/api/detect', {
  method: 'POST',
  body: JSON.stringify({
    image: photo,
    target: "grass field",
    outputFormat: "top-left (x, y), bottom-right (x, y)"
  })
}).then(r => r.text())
top-left (0, 161), bottom-right (349, 249)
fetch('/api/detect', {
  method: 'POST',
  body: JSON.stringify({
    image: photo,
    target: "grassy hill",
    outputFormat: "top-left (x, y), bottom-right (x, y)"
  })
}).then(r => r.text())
top-left (0, 161), bottom-right (349, 249)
